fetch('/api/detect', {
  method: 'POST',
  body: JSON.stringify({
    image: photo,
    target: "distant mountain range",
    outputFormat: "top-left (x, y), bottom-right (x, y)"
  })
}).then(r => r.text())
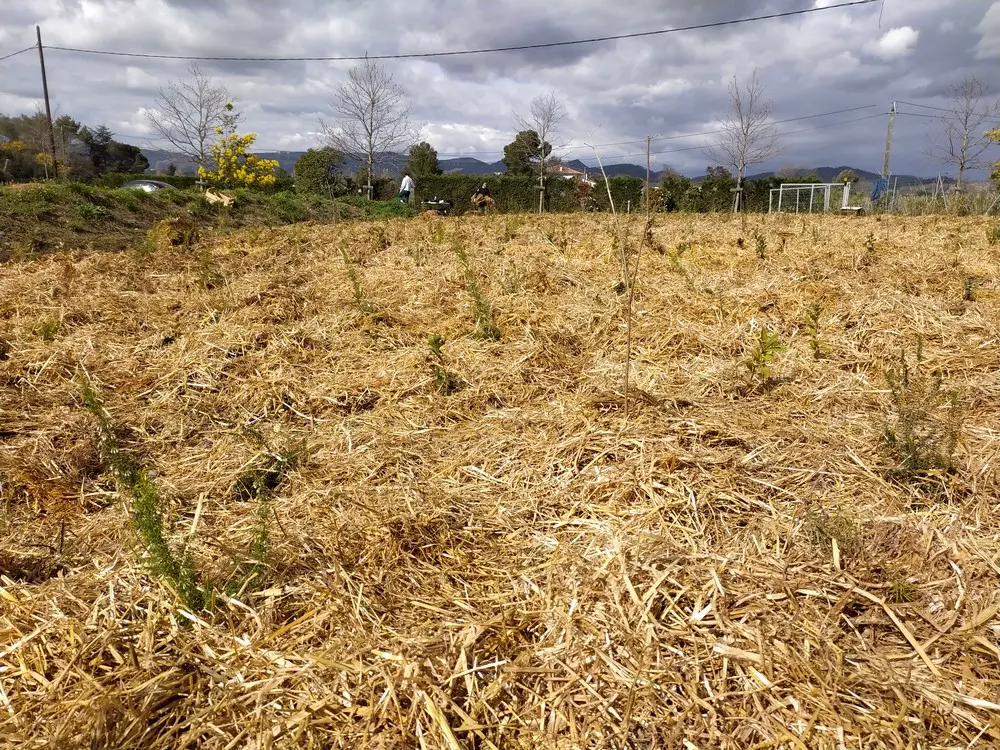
top-left (140, 148), bottom-right (944, 187)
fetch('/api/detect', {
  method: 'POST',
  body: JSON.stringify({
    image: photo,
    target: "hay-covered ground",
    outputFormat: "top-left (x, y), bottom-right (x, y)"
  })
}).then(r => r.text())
top-left (1, 213), bottom-right (999, 749)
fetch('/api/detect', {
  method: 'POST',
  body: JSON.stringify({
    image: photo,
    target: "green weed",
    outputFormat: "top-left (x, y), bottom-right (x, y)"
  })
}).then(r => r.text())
top-left (883, 338), bottom-right (963, 479)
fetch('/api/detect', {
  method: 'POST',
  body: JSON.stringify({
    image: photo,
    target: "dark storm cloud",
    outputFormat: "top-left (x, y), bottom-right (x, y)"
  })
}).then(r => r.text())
top-left (1, 0), bottom-right (997, 175)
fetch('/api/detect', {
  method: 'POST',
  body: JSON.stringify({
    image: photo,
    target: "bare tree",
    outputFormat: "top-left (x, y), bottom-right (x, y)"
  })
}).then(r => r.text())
top-left (927, 75), bottom-right (1000, 191)
top-left (321, 58), bottom-right (414, 200)
top-left (145, 64), bottom-right (231, 171)
top-left (514, 91), bottom-right (567, 213)
top-left (707, 69), bottom-right (780, 212)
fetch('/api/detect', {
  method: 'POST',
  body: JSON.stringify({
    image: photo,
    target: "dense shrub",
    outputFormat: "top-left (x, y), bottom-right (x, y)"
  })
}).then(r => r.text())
top-left (293, 148), bottom-right (345, 195)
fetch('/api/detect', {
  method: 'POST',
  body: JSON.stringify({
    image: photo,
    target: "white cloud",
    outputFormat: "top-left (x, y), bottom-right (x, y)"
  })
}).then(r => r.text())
top-left (0, 1), bottom-right (993, 178)
top-left (975, 1), bottom-right (1000, 59)
top-left (875, 27), bottom-right (919, 60)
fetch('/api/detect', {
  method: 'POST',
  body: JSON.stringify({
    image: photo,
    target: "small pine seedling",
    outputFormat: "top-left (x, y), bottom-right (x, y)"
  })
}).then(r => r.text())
top-left (341, 248), bottom-right (374, 313)
top-left (37, 317), bottom-right (60, 342)
top-left (963, 277), bottom-right (978, 303)
top-left (986, 222), bottom-right (1000, 246)
top-left (744, 326), bottom-right (786, 387)
top-left (428, 334), bottom-right (460, 395)
top-left (80, 380), bottom-right (208, 610)
top-left (455, 246), bottom-right (501, 341)
top-left (804, 303), bottom-right (825, 359)
top-left (228, 438), bottom-right (304, 596)
top-left (753, 231), bottom-right (767, 260)
top-left (883, 338), bottom-right (963, 479)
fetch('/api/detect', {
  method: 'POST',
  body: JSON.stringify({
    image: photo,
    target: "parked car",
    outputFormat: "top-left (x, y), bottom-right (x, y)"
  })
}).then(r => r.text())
top-left (122, 179), bottom-right (176, 192)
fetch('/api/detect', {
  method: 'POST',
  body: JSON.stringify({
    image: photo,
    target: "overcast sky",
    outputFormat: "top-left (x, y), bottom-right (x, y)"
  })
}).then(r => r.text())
top-left (1, 0), bottom-right (998, 177)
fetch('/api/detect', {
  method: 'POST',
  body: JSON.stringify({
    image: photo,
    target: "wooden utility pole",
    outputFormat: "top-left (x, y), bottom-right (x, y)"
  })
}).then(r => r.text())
top-left (881, 101), bottom-right (896, 179)
top-left (645, 135), bottom-right (652, 214)
top-left (36, 26), bottom-right (58, 179)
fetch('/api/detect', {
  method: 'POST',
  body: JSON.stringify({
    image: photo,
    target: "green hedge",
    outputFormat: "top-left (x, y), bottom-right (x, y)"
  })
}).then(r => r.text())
top-left (412, 174), bottom-right (652, 214)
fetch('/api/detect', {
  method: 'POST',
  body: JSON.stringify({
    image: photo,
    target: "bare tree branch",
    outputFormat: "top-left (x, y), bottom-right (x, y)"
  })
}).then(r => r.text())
top-left (320, 58), bottom-right (415, 200)
top-left (706, 69), bottom-right (780, 211)
top-left (926, 75), bottom-right (1000, 190)
top-left (514, 91), bottom-right (567, 212)
top-left (144, 64), bottom-right (231, 170)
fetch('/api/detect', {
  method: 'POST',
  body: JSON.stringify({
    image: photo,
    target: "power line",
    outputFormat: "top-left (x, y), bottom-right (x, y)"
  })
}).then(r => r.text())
top-left (896, 100), bottom-right (953, 113)
top-left (40, 0), bottom-right (879, 62)
top-left (0, 46), bottom-right (34, 62)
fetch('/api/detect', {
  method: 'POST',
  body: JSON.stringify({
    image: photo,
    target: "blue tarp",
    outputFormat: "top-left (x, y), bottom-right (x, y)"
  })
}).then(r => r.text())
top-left (871, 178), bottom-right (889, 201)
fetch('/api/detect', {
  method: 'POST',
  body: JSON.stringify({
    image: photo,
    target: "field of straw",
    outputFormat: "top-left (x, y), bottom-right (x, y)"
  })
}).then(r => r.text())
top-left (1, 212), bottom-right (999, 749)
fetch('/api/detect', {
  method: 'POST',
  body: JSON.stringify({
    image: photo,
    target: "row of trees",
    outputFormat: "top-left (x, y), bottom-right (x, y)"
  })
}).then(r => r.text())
top-left (1, 113), bottom-right (148, 181)
top-left (5, 58), bottom-right (998, 196)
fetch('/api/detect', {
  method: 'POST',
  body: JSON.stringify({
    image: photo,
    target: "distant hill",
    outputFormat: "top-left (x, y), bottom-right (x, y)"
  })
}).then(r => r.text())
top-left (139, 148), bottom-right (941, 186)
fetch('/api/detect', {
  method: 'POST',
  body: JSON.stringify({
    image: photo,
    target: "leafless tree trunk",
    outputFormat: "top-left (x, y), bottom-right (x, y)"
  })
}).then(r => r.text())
top-left (927, 76), bottom-right (1000, 191)
top-left (145, 64), bottom-right (231, 171)
top-left (515, 91), bottom-right (566, 213)
top-left (321, 57), bottom-right (414, 201)
top-left (706, 69), bottom-right (780, 212)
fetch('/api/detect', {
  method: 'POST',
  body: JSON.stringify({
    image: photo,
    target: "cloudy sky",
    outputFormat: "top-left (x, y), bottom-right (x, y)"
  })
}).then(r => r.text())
top-left (1, 0), bottom-right (998, 177)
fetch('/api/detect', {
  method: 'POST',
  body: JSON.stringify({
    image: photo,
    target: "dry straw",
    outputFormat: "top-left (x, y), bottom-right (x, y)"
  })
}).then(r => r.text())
top-left (1, 212), bottom-right (999, 748)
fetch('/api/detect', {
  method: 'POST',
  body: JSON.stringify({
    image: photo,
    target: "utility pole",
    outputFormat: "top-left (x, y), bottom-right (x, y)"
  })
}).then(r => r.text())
top-left (645, 134), bottom-right (652, 215)
top-left (36, 26), bottom-right (58, 179)
top-left (881, 101), bottom-right (896, 179)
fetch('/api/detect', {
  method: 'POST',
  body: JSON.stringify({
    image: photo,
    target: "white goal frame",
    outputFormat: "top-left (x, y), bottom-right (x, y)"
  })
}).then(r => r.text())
top-left (769, 182), bottom-right (853, 214)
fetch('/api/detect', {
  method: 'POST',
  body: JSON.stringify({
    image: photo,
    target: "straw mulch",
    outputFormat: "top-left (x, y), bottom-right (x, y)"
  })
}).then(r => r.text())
top-left (1, 212), bottom-right (999, 748)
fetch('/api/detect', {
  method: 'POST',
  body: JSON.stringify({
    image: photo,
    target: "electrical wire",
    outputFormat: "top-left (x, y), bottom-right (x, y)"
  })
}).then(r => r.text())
top-left (41, 0), bottom-right (879, 62)
top-left (896, 100), bottom-right (953, 113)
top-left (0, 46), bottom-right (34, 62)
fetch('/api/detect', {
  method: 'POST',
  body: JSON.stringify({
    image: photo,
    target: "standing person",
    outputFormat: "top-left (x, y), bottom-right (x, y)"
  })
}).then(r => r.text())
top-left (398, 173), bottom-right (415, 204)
top-left (471, 182), bottom-right (494, 212)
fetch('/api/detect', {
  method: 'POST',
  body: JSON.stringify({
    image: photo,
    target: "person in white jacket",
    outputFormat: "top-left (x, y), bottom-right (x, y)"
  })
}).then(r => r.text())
top-left (398, 173), bottom-right (415, 203)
